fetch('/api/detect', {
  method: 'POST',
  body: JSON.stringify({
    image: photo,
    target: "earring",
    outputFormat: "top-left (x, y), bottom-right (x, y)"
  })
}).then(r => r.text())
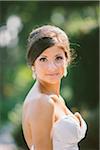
top-left (64, 67), bottom-right (68, 77)
top-left (32, 72), bottom-right (36, 80)
top-left (32, 67), bottom-right (36, 80)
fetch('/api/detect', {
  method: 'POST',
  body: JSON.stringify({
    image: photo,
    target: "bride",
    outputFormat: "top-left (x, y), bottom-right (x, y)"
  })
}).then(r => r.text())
top-left (22, 25), bottom-right (87, 150)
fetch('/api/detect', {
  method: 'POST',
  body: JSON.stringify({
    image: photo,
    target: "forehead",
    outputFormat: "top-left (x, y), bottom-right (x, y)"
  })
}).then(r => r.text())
top-left (40, 45), bottom-right (65, 56)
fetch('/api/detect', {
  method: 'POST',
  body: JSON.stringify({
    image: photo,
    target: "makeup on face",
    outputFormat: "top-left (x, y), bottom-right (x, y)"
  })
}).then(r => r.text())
top-left (36, 46), bottom-right (67, 65)
top-left (33, 46), bottom-right (67, 84)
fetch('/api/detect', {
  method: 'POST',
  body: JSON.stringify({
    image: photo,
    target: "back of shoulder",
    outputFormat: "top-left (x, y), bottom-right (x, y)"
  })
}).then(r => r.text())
top-left (23, 94), bottom-right (54, 117)
top-left (32, 94), bottom-right (55, 113)
top-left (38, 94), bottom-right (54, 106)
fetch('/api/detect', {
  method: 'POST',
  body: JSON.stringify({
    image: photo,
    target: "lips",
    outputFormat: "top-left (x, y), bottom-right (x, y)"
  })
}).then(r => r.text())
top-left (46, 73), bottom-right (59, 76)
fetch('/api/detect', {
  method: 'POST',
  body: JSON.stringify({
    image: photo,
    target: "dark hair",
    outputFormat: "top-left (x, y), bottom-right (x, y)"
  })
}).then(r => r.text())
top-left (26, 25), bottom-right (74, 67)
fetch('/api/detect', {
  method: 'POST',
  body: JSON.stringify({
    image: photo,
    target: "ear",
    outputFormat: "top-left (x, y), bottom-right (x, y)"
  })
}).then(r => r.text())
top-left (64, 60), bottom-right (68, 68)
top-left (31, 65), bottom-right (34, 71)
top-left (64, 51), bottom-right (70, 67)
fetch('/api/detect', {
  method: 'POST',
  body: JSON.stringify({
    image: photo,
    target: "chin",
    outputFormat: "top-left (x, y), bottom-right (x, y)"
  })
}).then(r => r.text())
top-left (45, 77), bottom-right (61, 84)
top-left (38, 74), bottom-right (63, 84)
top-left (45, 80), bottom-right (59, 84)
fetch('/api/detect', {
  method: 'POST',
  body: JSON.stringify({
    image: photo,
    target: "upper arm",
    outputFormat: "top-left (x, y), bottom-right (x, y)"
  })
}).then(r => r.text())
top-left (29, 96), bottom-right (55, 149)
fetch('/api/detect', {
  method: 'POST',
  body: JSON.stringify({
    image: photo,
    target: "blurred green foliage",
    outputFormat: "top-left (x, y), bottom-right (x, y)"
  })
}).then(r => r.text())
top-left (0, 1), bottom-right (99, 150)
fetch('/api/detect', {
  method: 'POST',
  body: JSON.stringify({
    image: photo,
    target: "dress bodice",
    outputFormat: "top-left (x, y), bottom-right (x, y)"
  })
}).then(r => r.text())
top-left (31, 114), bottom-right (87, 150)
top-left (52, 114), bottom-right (87, 150)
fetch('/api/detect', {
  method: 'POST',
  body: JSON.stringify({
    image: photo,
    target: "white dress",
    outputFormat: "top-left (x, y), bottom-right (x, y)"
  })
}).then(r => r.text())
top-left (52, 114), bottom-right (87, 150)
top-left (31, 114), bottom-right (87, 150)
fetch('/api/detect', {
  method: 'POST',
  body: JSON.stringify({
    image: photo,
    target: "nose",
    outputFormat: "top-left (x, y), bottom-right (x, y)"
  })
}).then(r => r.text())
top-left (47, 61), bottom-right (57, 72)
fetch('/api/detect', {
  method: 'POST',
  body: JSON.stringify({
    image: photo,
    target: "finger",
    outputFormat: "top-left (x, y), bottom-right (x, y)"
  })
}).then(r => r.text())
top-left (49, 95), bottom-right (59, 102)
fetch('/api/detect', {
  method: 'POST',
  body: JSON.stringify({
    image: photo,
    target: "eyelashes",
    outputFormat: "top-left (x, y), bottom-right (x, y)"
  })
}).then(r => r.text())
top-left (39, 57), bottom-right (47, 62)
top-left (39, 56), bottom-right (64, 62)
top-left (56, 56), bottom-right (63, 61)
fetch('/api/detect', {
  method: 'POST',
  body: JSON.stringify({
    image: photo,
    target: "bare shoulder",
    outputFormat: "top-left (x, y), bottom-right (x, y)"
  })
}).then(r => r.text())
top-left (30, 94), bottom-right (55, 116)
top-left (28, 94), bottom-right (55, 149)
top-left (37, 94), bottom-right (55, 108)
top-left (22, 94), bottom-right (55, 149)
top-left (23, 94), bottom-right (55, 120)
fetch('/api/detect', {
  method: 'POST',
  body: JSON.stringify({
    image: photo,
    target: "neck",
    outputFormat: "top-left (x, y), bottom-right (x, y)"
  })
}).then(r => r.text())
top-left (36, 80), bottom-right (61, 97)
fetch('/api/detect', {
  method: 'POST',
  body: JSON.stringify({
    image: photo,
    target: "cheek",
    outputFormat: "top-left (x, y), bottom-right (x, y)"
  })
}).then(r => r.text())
top-left (58, 62), bottom-right (66, 75)
top-left (56, 61), bottom-right (65, 70)
top-left (35, 65), bottom-right (45, 77)
top-left (36, 66), bottom-right (43, 73)
top-left (60, 66), bottom-right (65, 75)
top-left (56, 63), bottom-right (65, 75)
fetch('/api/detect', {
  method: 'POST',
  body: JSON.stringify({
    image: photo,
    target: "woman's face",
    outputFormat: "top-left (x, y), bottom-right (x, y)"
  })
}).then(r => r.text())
top-left (33, 45), bottom-right (68, 84)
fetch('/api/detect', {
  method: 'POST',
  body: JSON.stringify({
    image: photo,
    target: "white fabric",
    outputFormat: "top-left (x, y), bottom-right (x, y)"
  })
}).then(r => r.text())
top-left (52, 114), bottom-right (87, 150)
top-left (30, 114), bottom-right (87, 150)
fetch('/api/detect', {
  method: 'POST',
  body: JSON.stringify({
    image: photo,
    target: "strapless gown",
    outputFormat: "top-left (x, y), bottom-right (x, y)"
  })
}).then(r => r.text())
top-left (31, 114), bottom-right (87, 150)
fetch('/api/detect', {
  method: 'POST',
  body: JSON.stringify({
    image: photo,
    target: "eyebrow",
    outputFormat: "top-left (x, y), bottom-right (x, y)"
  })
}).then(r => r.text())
top-left (55, 53), bottom-right (63, 57)
top-left (39, 55), bottom-right (47, 58)
top-left (40, 53), bottom-right (63, 58)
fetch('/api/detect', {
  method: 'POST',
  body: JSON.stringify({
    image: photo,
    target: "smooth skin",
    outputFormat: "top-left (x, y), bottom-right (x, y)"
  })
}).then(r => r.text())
top-left (22, 45), bottom-right (82, 150)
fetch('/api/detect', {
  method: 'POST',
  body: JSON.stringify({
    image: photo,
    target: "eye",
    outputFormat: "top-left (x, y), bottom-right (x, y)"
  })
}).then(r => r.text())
top-left (56, 56), bottom-right (63, 61)
top-left (39, 57), bottom-right (47, 62)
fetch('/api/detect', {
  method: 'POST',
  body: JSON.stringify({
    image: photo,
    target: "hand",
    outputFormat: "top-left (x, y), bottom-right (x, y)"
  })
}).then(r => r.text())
top-left (49, 94), bottom-right (59, 102)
